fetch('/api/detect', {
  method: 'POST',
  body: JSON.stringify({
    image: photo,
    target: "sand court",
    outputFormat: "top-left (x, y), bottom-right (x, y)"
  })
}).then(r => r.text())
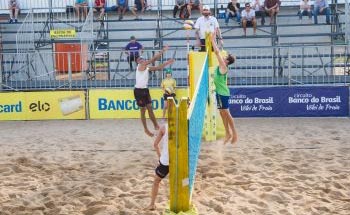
top-left (0, 118), bottom-right (349, 215)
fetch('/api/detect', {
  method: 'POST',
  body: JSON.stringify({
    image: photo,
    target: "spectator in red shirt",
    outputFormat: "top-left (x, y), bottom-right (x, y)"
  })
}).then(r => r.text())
top-left (95, 0), bottom-right (105, 20)
top-left (264, 0), bottom-right (280, 25)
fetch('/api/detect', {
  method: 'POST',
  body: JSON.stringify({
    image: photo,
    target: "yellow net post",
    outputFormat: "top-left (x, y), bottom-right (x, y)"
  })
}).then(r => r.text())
top-left (205, 33), bottom-right (213, 67)
top-left (188, 53), bottom-right (195, 100)
top-left (204, 33), bottom-right (217, 141)
top-left (168, 97), bottom-right (178, 211)
top-left (167, 98), bottom-right (191, 214)
top-left (205, 67), bottom-right (217, 141)
top-left (177, 98), bottom-right (189, 211)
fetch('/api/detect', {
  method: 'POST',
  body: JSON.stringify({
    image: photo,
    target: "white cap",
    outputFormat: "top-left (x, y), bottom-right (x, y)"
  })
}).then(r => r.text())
top-left (203, 5), bottom-right (210, 10)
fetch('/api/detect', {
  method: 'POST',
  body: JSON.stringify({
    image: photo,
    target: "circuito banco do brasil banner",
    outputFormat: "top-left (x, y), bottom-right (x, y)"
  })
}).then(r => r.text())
top-left (89, 88), bottom-right (188, 119)
top-left (229, 86), bottom-right (349, 117)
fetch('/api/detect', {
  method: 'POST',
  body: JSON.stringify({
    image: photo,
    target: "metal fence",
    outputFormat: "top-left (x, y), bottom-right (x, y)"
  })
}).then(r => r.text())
top-left (0, 0), bottom-right (347, 13)
top-left (1, 45), bottom-right (350, 91)
top-left (0, 0), bottom-right (309, 11)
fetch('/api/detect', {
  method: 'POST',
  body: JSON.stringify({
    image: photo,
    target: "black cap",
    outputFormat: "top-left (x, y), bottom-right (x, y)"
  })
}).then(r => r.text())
top-left (130, 36), bottom-right (136, 40)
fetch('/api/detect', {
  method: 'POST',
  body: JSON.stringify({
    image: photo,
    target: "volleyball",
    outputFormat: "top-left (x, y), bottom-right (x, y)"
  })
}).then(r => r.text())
top-left (183, 20), bottom-right (194, 30)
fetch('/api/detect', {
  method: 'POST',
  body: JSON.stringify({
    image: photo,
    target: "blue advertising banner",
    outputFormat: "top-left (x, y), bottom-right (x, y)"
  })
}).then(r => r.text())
top-left (229, 86), bottom-right (349, 117)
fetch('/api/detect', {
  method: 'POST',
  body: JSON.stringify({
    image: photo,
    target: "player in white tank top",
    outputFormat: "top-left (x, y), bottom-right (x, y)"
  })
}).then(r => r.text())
top-left (133, 46), bottom-right (175, 138)
top-left (145, 122), bottom-right (169, 211)
top-left (134, 65), bottom-right (149, 89)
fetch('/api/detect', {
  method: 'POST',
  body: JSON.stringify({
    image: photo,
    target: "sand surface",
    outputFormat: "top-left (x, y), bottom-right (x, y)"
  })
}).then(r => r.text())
top-left (0, 118), bottom-right (349, 215)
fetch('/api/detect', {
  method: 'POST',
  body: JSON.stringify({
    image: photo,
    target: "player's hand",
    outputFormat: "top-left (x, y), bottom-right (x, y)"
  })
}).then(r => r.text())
top-left (167, 58), bottom-right (175, 65)
top-left (219, 39), bottom-right (224, 47)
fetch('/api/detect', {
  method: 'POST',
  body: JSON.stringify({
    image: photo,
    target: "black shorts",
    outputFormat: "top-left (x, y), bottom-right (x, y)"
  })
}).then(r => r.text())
top-left (246, 20), bottom-right (254, 27)
top-left (134, 88), bottom-right (152, 107)
top-left (127, 55), bottom-right (138, 62)
top-left (155, 161), bottom-right (169, 178)
top-left (95, 7), bottom-right (104, 12)
top-left (163, 93), bottom-right (176, 101)
top-left (216, 93), bottom-right (230, 109)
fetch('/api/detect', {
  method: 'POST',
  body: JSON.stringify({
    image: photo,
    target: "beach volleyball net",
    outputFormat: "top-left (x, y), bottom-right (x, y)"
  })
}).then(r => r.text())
top-left (167, 54), bottom-right (208, 214)
top-left (187, 55), bottom-right (209, 194)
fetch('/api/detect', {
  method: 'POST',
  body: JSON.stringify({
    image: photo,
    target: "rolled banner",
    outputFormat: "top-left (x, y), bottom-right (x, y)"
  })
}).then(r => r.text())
top-left (59, 95), bottom-right (83, 116)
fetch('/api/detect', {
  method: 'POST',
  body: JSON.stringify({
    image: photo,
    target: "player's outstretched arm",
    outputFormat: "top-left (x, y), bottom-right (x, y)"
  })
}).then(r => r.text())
top-left (147, 45), bottom-right (170, 65)
top-left (211, 33), bottom-right (227, 74)
top-left (148, 59), bottom-right (175, 72)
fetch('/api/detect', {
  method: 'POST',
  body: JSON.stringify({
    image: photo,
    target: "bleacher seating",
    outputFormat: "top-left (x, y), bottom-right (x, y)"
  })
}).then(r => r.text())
top-left (0, 1), bottom-right (349, 90)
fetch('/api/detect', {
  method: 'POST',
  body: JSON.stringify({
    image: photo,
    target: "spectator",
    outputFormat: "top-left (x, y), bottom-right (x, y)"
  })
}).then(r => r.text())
top-left (187, 0), bottom-right (202, 18)
top-left (225, 0), bottom-right (241, 26)
top-left (125, 36), bottom-right (144, 70)
top-left (251, 0), bottom-right (266, 25)
top-left (161, 68), bottom-right (176, 118)
top-left (242, 3), bottom-right (257, 36)
top-left (313, 0), bottom-right (330, 24)
top-left (117, 0), bottom-right (128, 20)
top-left (94, 0), bottom-right (105, 21)
top-left (131, 0), bottom-right (146, 20)
top-left (194, 5), bottom-right (223, 52)
top-left (264, 0), bottom-right (280, 25)
top-left (298, 0), bottom-right (312, 21)
top-left (8, 0), bottom-right (19, 23)
top-left (173, 0), bottom-right (186, 18)
top-left (75, 0), bottom-right (88, 22)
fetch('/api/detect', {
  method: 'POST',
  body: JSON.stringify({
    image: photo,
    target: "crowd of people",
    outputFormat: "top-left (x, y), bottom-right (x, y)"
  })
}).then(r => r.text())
top-left (6, 0), bottom-right (332, 26)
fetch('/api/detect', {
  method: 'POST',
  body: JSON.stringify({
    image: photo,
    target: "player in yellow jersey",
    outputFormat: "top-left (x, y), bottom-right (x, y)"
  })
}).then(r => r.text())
top-left (161, 69), bottom-right (176, 118)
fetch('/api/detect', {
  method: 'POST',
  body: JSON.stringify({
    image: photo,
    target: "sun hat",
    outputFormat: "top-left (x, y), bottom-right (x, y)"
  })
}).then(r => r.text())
top-left (203, 5), bottom-right (210, 10)
top-left (164, 68), bottom-right (172, 74)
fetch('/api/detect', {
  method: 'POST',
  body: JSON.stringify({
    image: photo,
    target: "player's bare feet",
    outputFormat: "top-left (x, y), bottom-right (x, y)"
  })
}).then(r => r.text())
top-left (223, 133), bottom-right (232, 144)
top-left (145, 129), bottom-right (154, 137)
top-left (155, 124), bottom-right (160, 130)
top-left (144, 205), bottom-right (156, 211)
top-left (231, 132), bottom-right (238, 144)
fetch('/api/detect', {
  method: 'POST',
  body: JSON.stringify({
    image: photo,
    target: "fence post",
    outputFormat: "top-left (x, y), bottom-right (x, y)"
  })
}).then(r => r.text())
top-left (345, 0), bottom-right (349, 44)
top-left (68, 53), bottom-right (72, 89)
top-left (302, 46), bottom-right (305, 76)
top-left (288, 47), bottom-right (291, 86)
top-left (0, 54), bottom-right (2, 91)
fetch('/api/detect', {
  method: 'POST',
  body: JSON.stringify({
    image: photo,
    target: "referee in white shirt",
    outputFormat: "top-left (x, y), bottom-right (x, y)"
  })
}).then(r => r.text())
top-left (194, 5), bottom-right (223, 52)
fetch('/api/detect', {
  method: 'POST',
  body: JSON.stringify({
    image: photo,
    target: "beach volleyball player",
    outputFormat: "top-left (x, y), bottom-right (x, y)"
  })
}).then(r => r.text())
top-left (145, 121), bottom-right (169, 211)
top-left (210, 33), bottom-right (238, 144)
top-left (134, 46), bottom-right (175, 137)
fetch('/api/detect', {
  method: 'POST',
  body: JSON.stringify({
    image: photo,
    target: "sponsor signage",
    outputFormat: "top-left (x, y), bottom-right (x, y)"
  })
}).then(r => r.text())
top-left (89, 88), bottom-right (188, 119)
top-left (50, 29), bottom-right (76, 39)
top-left (0, 91), bottom-right (86, 120)
top-left (229, 86), bottom-right (349, 117)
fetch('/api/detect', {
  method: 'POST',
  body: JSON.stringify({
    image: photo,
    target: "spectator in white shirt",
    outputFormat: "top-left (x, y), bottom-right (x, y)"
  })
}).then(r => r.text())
top-left (241, 3), bottom-right (257, 36)
top-left (251, 0), bottom-right (266, 25)
top-left (194, 5), bottom-right (223, 51)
